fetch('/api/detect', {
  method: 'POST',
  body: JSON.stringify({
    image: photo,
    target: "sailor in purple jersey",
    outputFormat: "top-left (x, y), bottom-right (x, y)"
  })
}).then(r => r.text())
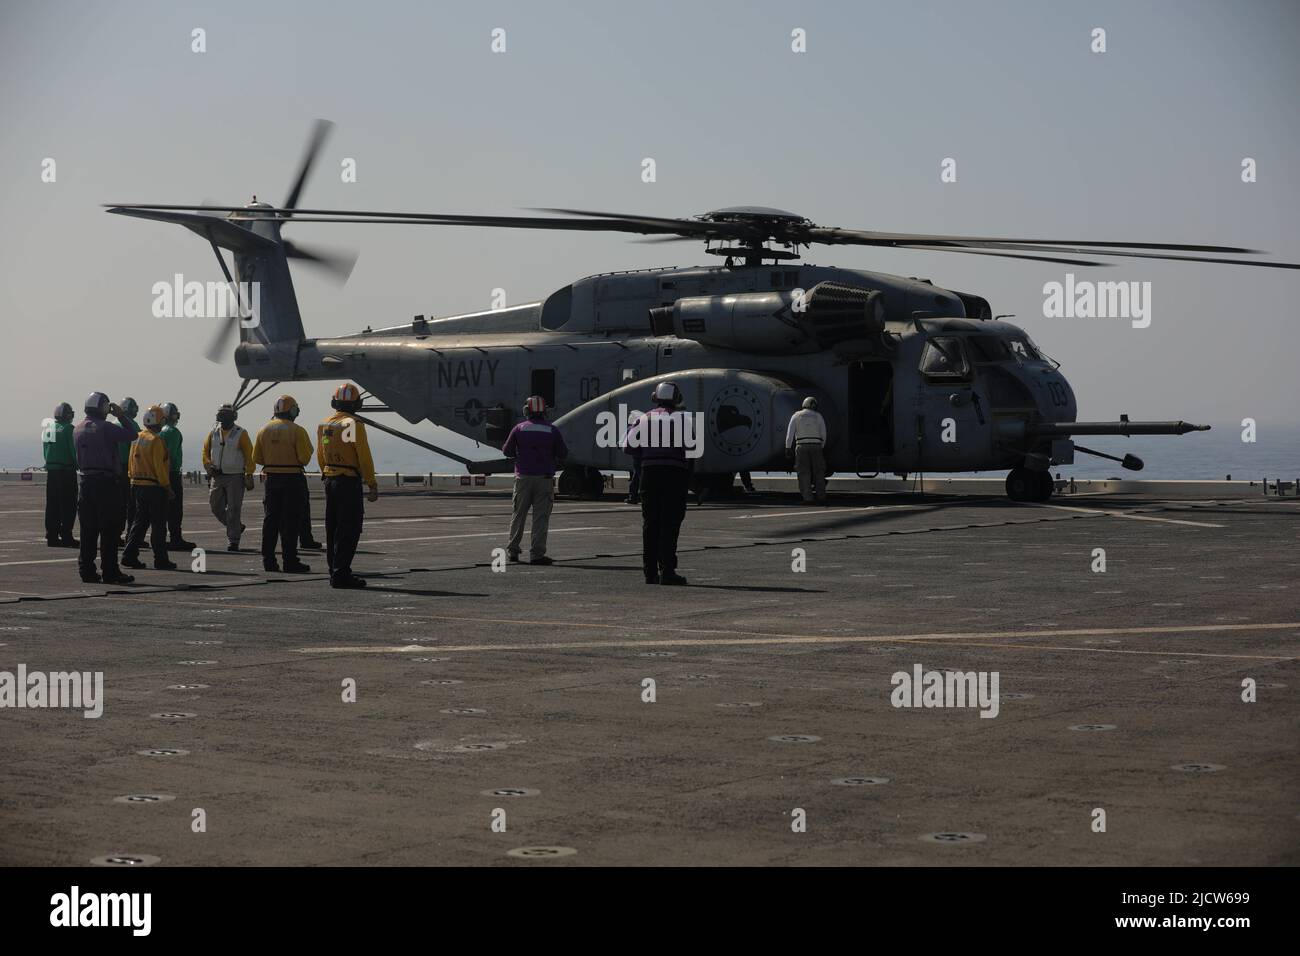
top-left (502, 396), bottom-right (569, 565)
top-left (73, 392), bottom-right (139, 584)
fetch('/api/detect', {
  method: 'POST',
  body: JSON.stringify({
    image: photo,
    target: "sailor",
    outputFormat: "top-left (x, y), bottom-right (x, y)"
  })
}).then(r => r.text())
top-left (252, 395), bottom-right (314, 573)
top-left (72, 392), bottom-right (137, 584)
top-left (114, 396), bottom-right (141, 540)
top-left (317, 383), bottom-right (378, 588)
top-left (42, 402), bottom-right (79, 547)
top-left (785, 397), bottom-right (827, 504)
top-left (203, 403), bottom-right (254, 551)
top-left (502, 395), bottom-right (568, 565)
top-left (625, 381), bottom-right (690, 585)
top-left (159, 402), bottom-right (196, 549)
top-left (121, 404), bottom-right (178, 571)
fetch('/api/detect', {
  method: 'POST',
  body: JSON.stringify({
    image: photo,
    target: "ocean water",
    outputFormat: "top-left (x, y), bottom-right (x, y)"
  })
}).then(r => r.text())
top-left (1001, 421), bottom-right (1300, 481)
top-left (4, 422), bottom-right (1296, 481)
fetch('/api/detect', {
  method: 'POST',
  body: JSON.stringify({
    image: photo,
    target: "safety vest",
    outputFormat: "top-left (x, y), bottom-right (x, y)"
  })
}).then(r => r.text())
top-left (209, 425), bottom-right (247, 475)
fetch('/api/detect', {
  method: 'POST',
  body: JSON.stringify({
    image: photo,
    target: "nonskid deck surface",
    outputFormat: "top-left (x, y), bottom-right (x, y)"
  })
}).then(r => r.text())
top-left (1, 484), bottom-right (1296, 865)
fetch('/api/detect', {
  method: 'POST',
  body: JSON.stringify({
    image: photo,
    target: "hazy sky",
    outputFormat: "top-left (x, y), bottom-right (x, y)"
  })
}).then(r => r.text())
top-left (2, 0), bottom-right (1297, 470)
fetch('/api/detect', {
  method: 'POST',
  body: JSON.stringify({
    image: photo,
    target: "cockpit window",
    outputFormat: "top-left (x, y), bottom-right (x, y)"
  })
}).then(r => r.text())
top-left (920, 336), bottom-right (969, 378)
top-left (1008, 336), bottom-right (1041, 362)
top-left (967, 335), bottom-right (1011, 362)
top-left (967, 333), bottom-right (1042, 364)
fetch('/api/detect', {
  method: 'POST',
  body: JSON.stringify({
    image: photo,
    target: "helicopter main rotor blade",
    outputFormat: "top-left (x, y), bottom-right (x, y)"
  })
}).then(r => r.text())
top-left (103, 204), bottom-right (710, 234)
top-left (894, 245), bottom-right (1112, 267)
top-left (926, 240), bottom-right (1300, 270)
top-left (282, 119), bottom-right (334, 216)
top-left (104, 202), bottom-right (1298, 267)
top-left (804, 227), bottom-right (1257, 255)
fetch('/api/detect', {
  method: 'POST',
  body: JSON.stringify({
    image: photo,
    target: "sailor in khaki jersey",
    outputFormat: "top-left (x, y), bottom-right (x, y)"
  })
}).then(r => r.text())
top-left (203, 403), bottom-right (255, 551)
top-left (121, 405), bottom-right (177, 571)
top-left (252, 395), bottom-right (314, 573)
top-left (317, 383), bottom-right (378, 589)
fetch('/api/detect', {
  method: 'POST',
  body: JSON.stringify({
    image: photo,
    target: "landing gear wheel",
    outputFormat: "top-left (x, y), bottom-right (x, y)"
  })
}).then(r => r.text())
top-left (581, 467), bottom-right (606, 500)
top-left (691, 472), bottom-right (735, 502)
top-left (1006, 467), bottom-right (1035, 502)
top-left (1007, 467), bottom-right (1053, 502)
top-left (1033, 470), bottom-right (1054, 502)
top-left (557, 466), bottom-right (585, 498)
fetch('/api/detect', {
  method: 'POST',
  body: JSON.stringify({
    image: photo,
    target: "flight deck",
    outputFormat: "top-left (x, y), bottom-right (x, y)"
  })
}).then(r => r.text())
top-left (1, 483), bottom-right (1296, 866)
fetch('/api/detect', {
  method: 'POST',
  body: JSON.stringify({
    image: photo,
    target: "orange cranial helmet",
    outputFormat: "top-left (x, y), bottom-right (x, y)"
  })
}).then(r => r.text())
top-left (273, 395), bottom-right (300, 419)
top-left (331, 383), bottom-right (362, 412)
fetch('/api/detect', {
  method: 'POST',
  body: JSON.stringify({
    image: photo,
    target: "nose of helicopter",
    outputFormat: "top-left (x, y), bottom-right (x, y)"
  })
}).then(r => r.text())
top-left (1030, 367), bottom-right (1077, 424)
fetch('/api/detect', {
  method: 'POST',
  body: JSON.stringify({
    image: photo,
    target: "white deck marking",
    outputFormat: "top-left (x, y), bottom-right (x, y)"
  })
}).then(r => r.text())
top-left (731, 504), bottom-right (932, 520)
top-left (363, 526), bottom-right (605, 545)
top-left (273, 611), bottom-right (1300, 658)
top-left (1028, 502), bottom-right (1224, 528)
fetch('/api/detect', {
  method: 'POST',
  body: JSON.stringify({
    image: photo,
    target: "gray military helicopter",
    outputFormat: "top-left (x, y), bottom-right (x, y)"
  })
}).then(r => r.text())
top-left (108, 122), bottom-right (1300, 501)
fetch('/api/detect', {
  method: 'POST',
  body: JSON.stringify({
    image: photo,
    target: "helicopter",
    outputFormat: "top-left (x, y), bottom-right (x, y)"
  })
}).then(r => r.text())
top-left (107, 121), bottom-right (1300, 502)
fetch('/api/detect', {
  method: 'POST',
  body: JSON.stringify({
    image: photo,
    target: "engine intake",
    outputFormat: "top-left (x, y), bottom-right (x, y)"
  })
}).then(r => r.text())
top-left (649, 281), bottom-right (885, 353)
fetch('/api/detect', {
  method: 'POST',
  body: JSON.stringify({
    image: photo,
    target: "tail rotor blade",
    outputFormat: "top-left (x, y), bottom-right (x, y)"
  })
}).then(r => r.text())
top-left (283, 239), bottom-right (358, 283)
top-left (282, 118), bottom-right (334, 215)
top-left (203, 315), bottom-right (241, 364)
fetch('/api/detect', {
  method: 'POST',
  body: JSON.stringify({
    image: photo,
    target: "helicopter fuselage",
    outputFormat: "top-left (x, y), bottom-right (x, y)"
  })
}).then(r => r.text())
top-left (239, 262), bottom-right (1079, 482)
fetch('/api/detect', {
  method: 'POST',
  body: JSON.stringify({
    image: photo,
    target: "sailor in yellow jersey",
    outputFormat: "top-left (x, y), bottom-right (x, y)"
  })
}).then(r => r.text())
top-left (252, 395), bottom-right (314, 573)
top-left (121, 405), bottom-right (178, 571)
top-left (317, 383), bottom-right (379, 589)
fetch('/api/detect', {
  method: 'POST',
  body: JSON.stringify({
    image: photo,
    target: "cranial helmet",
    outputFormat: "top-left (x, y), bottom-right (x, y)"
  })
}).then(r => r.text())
top-left (273, 395), bottom-right (300, 419)
top-left (120, 397), bottom-right (139, 419)
top-left (53, 402), bottom-right (75, 422)
top-left (142, 405), bottom-right (166, 430)
top-left (331, 383), bottom-right (362, 413)
top-left (653, 381), bottom-right (682, 407)
top-left (85, 392), bottom-right (111, 418)
top-left (216, 404), bottom-right (237, 426)
top-left (161, 402), bottom-right (179, 424)
top-left (802, 396), bottom-right (819, 410)
top-left (523, 395), bottom-right (546, 416)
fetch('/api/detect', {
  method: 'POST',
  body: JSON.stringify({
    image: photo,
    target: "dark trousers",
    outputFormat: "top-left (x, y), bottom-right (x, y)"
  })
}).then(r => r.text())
top-left (325, 475), bottom-right (365, 579)
top-left (166, 472), bottom-right (184, 541)
top-left (628, 458), bottom-right (642, 497)
top-left (45, 469), bottom-right (78, 541)
top-left (77, 473), bottom-right (123, 577)
top-left (300, 481), bottom-right (318, 545)
top-left (640, 465), bottom-right (689, 575)
top-left (124, 485), bottom-right (169, 566)
top-left (262, 473), bottom-right (305, 564)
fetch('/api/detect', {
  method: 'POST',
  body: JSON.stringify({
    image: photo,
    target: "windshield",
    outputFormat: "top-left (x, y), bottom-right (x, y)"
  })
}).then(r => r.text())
top-left (968, 333), bottom-right (1042, 364)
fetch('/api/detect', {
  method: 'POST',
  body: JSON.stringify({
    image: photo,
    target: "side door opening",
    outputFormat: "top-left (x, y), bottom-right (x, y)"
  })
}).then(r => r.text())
top-left (847, 360), bottom-right (895, 459)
